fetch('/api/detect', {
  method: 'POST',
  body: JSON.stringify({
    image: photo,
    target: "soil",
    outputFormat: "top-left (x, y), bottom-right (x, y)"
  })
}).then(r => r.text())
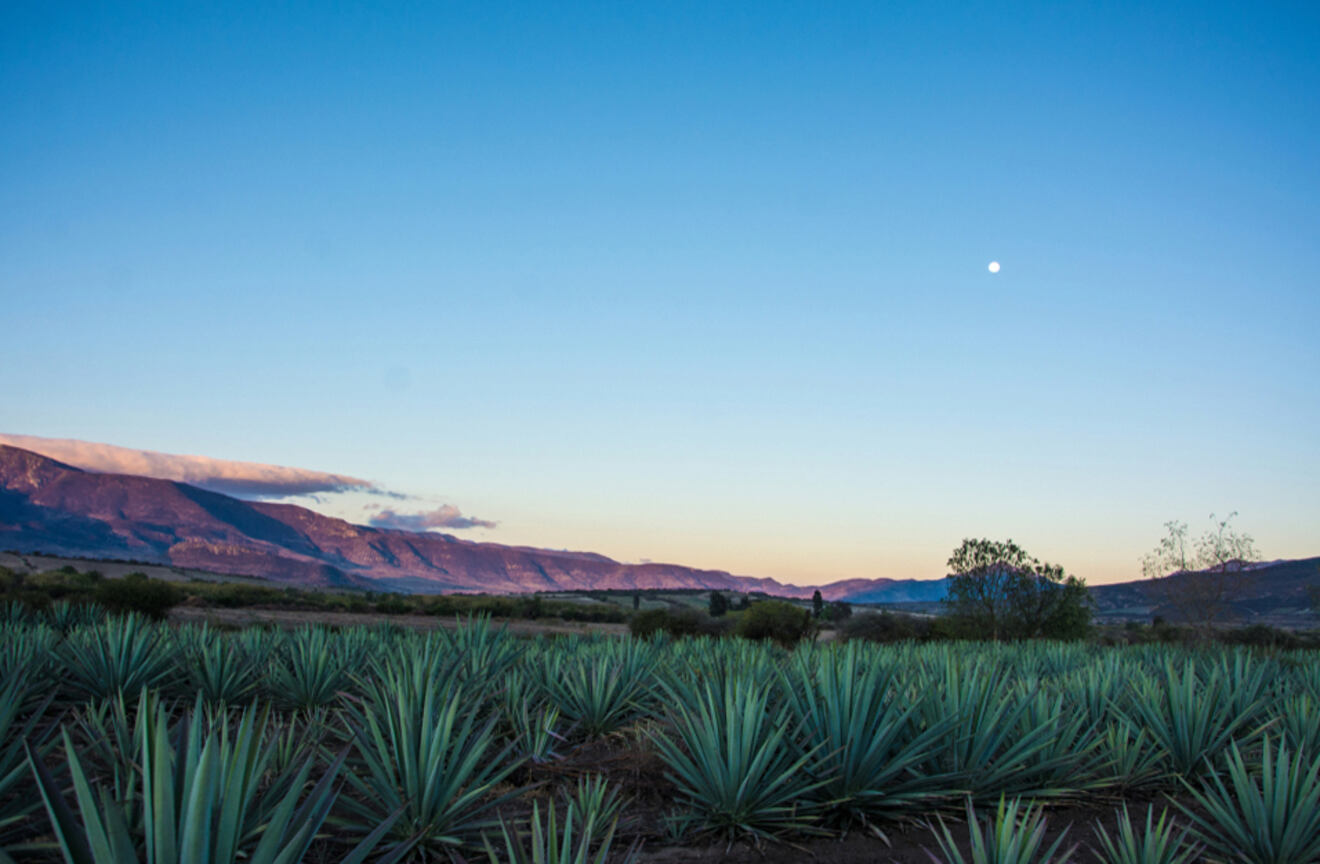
top-left (490, 732), bottom-right (1206, 864)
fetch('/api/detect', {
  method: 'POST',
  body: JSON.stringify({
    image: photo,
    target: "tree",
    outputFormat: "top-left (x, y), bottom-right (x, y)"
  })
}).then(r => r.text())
top-left (942, 538), bottom-right (1091, 640)
top-left (824, 600), bottom-right (852, 622)
top-left (708, 590), bottom-right (728, 617)
top-left (1141, 513), bottom-right (1259, 632)
top-left (94, 572), bottom-right (182, 620)
top-left (811, 589), bottom-right (823, 619)
top-left (736, 599), bottom-right (814, 647)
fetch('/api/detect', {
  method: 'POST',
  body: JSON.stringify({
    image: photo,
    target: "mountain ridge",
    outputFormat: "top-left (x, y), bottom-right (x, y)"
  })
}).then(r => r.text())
top-left (0, 444), bottom-right (932, 601)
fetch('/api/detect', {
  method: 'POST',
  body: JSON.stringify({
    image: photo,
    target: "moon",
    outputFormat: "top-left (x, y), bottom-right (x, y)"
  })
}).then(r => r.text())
top-left (988, 261), bottom-right (1001, 273)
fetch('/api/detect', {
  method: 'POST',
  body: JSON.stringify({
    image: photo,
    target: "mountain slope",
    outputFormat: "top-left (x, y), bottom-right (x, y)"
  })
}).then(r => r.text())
top-left (0, 444), bottom-right (915, 599)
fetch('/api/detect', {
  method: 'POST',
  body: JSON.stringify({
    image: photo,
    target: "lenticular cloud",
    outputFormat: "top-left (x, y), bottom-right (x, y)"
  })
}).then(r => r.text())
top-left (0, 433), bottom-right (376, 498)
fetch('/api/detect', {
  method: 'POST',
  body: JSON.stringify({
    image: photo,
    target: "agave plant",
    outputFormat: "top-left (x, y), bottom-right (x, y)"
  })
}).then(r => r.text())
top-left (1013, 688), bottom-right (1105, 798)
top-left (0, 678), bottom-right (57, 860)
top-left (929, 797), bottom-right (1073, 864)
top-left (540, 651), bottom-right (650, 739)
top-left (649, 674), bottom-right (823, 845)
top-left (561, 774), bottom-right (626, 836)
top-left (26, 692), bottom-right (395, 864)
top-left (1095, 720), bottom-right (1168, 793)
top-left (265, 626), bottom-right (351, 711)
top-left (780, 643), bottom-right (951, 834)
top-left (917, 660), bottom-right (1074, 803)
top-left (180, 626), bottom-right (262, 707)
top-left (482, 798), bottom-right (636, 864)
top-left (338, 654), bottom-right (524, 857)
top-left (0, 622), bottom-right (57, 698)
top-left (46, 601), bottom-right (105, 634)
top-left (442, 614), bottom-right (525, 685)
top-left (1178, 737), bottom-right (1320, 864)
top-left (1091, 805), bottom-right (1199, 864)
top-left (70, 691), bottom-right (148, 823)
top-left (1121, 659), bottom-right (1263, 779)
top-left (58, 614), bottom-right (178, 701)
top-left (1270, 693), bottom-right (1320, 756)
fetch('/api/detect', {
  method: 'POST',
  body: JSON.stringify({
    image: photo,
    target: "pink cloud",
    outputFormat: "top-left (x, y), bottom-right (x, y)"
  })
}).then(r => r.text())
top-left (370, 505), bottom-right (497, 531)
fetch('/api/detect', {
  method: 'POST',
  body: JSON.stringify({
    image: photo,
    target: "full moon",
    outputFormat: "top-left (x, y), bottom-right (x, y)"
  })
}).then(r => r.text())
top-left (988, 261), bottom-right (1001, 273)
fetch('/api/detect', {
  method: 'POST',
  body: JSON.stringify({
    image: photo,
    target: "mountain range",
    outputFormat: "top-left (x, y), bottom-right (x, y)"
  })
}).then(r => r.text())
top-left (0, 444), bottom-right (947, 602)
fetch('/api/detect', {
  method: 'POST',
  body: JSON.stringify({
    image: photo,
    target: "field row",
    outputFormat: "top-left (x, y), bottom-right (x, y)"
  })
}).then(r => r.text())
top-left (1, 609), bottom-right (1318, 862)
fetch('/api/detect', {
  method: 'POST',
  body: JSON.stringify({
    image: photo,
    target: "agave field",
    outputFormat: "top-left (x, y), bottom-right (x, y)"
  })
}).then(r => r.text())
top-left (2, 603), bottom-right (1319, 863)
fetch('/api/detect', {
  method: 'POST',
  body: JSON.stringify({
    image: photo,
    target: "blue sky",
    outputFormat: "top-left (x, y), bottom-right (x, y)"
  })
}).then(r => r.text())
top-left (2, 1), bottom-right (1317, 585)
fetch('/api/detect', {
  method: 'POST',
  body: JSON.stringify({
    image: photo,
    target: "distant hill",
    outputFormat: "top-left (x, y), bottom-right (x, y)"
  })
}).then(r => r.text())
top-left (7, 444), bottom-right (1313, 613)
top-left (0, 443), bottom-right (922, 600)
top-left (1089, 557), bottom-right (1320, 625)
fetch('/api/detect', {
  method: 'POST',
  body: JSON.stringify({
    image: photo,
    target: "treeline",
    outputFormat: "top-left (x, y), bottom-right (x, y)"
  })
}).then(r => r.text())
top-left (0, 566), bottom-right (628, 624)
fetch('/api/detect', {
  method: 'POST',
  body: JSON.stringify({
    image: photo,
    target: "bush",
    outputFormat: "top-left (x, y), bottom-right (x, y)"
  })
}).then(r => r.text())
top-left (839, 611), bottom-right (933, 643)
top-left (629, 608), bottom-right (732, 639)
top-left (94, 572), bottom-right (183, 620)
top-left (735, 600), bottom-right (813, 647)
top-left (374, 596), bottom-right (411, 615)
top-left (1222, 624), bottom-right (1303, 650)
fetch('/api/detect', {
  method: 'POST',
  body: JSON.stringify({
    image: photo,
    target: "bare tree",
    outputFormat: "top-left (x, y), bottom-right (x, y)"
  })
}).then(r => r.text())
top-left (1141, 512), bottom-right (1259, 632)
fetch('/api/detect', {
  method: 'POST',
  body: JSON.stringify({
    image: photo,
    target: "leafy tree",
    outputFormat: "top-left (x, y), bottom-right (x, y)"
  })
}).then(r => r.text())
top-left (94, 572), bottom-right (182, 620)
top-left (736, 599), bottom-right (814, 647)
top-left (823, 600), bottom-right (852, 622)
top-left (942, 538), bottom-right (1091, 640)
top-left (1141, 513), bottom-right (1259, 632)
top-left (708, 590), bottom-right (729, 617)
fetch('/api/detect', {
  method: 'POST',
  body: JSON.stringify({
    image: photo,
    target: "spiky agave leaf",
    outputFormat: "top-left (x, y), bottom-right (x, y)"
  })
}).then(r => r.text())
top-left (1120, 658), bottom-right (1266, 780)
top-left (780, 642), bottom-right (952, 833)
top-left (1095, 719), bottom-right (1168, 794)
top-left (442, 614), bottom-right (526, 686)
top-left (929, 797), bottom-right (1073, 864)
top-left (540, 651), bottom-right (650, 739)
top-left (1270, 694), bottom-right (1320, 757)
top-left (338, 656), bottom-right (525, 858)
top-left (561, 774), bottom-right (626, 837)
top-left (649, 674), bottom-right (824, 845)
top-left (1178, 737), bottom-right (1320, 864)
top-left (481, 799), bottom-right (637, 864)
top-left (58, 615), bottom-right (178, 701)
top-left (916, 659), bottom-right (1073, 803)
top-left (25, 690), bottom-right (392, 864)
top-left (180, 625), bottom-right (262, 707)
top-left (1091, 804), bottom-right (1199, 864)
top-left (265, 626), bottom-right (351, 711)
top-left (0, 677), bottom-right (57, 859)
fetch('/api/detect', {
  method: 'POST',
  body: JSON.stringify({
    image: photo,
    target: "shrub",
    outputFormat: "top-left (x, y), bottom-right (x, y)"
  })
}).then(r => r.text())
top-left (93, 572), bottom-right (182, 620)
top-left (374, 596), bottom-right (411, 615)
top-left (628, 608), bottom-right (730, 639)
top-left (839, 611), bottom-right (932, 643)
top-left (1222, 624), bottom-right (1301, 650)
top-left (736, 600), bottom-right (813, 647)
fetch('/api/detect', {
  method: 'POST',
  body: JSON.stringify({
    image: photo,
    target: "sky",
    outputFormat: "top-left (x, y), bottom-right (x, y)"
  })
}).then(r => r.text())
top-left (2, 1), bottom-right (1317, 586)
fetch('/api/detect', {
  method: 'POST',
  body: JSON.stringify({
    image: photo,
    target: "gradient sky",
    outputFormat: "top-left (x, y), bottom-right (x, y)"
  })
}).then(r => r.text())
top-left (2, 1), bottom-right (1317, 586)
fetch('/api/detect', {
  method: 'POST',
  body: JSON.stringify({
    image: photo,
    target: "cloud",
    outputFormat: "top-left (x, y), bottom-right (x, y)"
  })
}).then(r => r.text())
top-left (370, 505), bottom-right (498, 531)
top-left (0, 433), bottom-right (378, 499)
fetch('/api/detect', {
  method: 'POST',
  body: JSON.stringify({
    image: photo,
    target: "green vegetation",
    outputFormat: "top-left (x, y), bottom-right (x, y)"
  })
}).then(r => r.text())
top-left (1, 612), bottom-right (1318, 860)
top-left (735, 599), bottom-right (814, 646)
top-left (943, 538), bottom-right (1092, 640)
